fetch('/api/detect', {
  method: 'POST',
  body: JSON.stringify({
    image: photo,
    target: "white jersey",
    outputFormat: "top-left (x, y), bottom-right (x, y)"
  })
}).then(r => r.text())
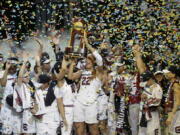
top-left (0, 71), bottom-right (22, 134)
top-left (54, 81), bottom-right (74, 135)
top-left (54, 81), bottom-right (74, 105)
top-left (143, 83), bottom-right (162, 106)
top-left (36, 87), bottom-right (60, 135)
top-left (139, 83), bottom-right (163, 135)
top-left (15, 83), bottom-right (33, 109)
top-left (15, 83), bottom-right (36, 133)
top-left (77, 70), bottom-right (102, 105)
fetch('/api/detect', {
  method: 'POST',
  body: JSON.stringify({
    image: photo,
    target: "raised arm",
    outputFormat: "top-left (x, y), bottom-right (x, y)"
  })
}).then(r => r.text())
top-left (34, 38), bottom-right (43, 74)
top-left (35, 52), bottom-right (42, 75)
top-left (17, 52), bottom-right (29, 86)
top-left (0, 62), bottom-right (11, 87)
top-left (84, 31), bottom-right (103, 66)
top-left (132, 45), bottom-right (147, 74)
top-left (56, 58), bottom-right (67, 81)
top-left (68, 60), bottom-right (82, 81)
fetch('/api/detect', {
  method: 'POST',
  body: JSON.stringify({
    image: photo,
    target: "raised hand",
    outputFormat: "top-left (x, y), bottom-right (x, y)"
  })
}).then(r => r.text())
top-left (34, 37), bottom-right (43, 48)
top-left (83, 30), bottom-right (88, 45)
top-left (132, 44), bottom-right (141, 55)
top-left (52, 35), bottom-right (60, 45)
top-left (61, 58), bottom-right (68, 70)
top-left (5, 62), bottom-right (11, 70)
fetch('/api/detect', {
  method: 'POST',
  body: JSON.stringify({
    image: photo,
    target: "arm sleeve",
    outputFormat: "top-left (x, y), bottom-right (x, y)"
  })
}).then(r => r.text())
top-left (92, 51), bottom-right (103, 66)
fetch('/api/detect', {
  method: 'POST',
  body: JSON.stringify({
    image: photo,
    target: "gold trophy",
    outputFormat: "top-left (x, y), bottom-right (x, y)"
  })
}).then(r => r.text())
top-left (68, 17), bottom-right (86, 53)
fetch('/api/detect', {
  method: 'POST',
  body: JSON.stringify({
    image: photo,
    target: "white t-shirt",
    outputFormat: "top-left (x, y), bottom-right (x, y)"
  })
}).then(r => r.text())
top-left (143, 83), bottom-right (163, 106)
top-left (54, 81), bottom-right (74, 106)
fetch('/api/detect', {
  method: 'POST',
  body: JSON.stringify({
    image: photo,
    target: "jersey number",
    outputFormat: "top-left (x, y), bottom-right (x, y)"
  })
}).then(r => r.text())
top-left (82, 77), bottom-right (90, 85)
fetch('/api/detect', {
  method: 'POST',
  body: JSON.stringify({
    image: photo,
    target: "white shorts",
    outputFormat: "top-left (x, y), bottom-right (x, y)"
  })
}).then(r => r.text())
top-left (139, 111), bottom-right (161, 135)
top-left (36, 119), bottom-right (59, 135)
top-left (22, 109), bottom-right (36, 133)
top-left (128, 104), bottom-right (140, 135)
top-left (107, 101), bottom-right (116, 135)
top-left (60, 107), bottom-right (74, 135)
top-left (36, 111), bottom-right (60, 135)
top-left (97, 94), bottom-right (108, 120)
top-left (74, 100), bottom-right (98, 124)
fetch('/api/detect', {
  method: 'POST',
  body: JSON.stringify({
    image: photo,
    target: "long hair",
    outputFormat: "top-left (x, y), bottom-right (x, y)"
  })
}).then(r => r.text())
top-left (87, 54), bottom-right (96, 80)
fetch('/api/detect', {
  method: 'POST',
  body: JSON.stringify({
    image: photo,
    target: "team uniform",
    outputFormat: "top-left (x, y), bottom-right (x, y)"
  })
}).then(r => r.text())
top-left (170, 108), bottom-right (180, 135)
top-left (128, 73), bottom-right (141, 135)
top-left (113, 72), bottom-right (131, 135)
top-left (165, 81), bottom-right (180, 135)
top-left (74, 70), bottom-right (102, 124)
top-left (107, 72), bottom-right (116, 135)
top-left (0, 71), bottom-right (22, 135)
top-left (35, 84), bottom-right (60, 135)
top-left (74, 50), bottom-right (103, 124)
top-left (107, 89), bottom-right (116, 135)
top-left (15, 83), bottom-right (36, 134)
top-left (54, 80), bottom-right (75, 135)
top-left (139, 83), bottom-right (162, 135)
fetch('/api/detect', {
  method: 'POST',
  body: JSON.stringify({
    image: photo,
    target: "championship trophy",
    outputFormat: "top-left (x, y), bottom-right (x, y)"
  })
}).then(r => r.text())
top-left (65, 17), bottom-right (86, 57)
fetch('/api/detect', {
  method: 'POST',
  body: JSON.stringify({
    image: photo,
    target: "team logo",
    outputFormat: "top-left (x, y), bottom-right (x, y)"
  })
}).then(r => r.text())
top-left (23, 124), bottom-right (28, 131)
top-left (155, 129), bottom-right (158, 135)
top-left (175, 126), bottom-right (180, 133)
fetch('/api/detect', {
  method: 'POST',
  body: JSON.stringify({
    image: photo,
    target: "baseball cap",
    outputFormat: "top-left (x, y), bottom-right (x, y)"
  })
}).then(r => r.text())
top-left (115, 62), bottom-right (125, 67)
top-left (38, 74), bottom-right (51, 84)
top-left (7, 57), bottom-right (19, 64)
top-left (40, 52), bottom-right (51, 64)
top-left (141, 71), bottom-right (154, 82)
top-left (154, 71), bottom-right (163, 75)
top-left (162, 69), bottom-right (170, 74)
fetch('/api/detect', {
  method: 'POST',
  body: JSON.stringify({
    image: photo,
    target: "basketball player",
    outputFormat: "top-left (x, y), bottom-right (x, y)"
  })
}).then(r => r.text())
top-left (68, 31), bottom-right (104, 135)
top-left (15, 53), bottom-right (36, 135)
top-left (53, 58), bottom-right (74, 135)
top-left (0, 57), bottom-right (22, 135)
top-left (35, 74), bottom-right (60, 135)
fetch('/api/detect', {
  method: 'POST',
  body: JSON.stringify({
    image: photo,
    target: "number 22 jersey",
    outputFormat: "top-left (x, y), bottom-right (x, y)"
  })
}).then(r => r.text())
top-left (76, 70), bottom-right (102, 105)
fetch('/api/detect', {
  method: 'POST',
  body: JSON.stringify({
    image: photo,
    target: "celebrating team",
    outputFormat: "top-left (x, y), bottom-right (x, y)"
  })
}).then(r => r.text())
top-left (0, 31), bottom-right (179, 135)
